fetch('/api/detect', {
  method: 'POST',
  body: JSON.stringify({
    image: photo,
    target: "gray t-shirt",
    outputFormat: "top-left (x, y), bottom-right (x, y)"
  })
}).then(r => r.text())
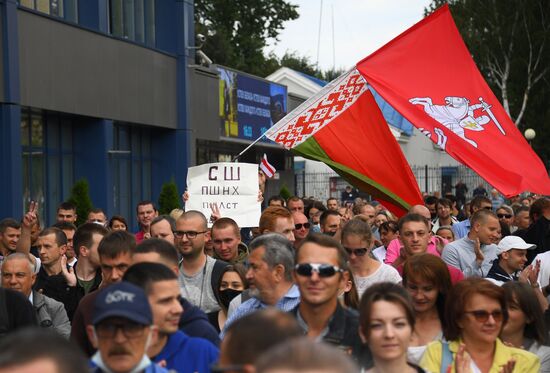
top-left (178, 255), bottom-right (220, 313)
top-left (354, 264), bottom-right (402, 298)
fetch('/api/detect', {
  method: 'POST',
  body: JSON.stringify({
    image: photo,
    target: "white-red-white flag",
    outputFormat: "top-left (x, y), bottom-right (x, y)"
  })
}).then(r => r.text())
top-left (260, 154), bottom-right (276, 178)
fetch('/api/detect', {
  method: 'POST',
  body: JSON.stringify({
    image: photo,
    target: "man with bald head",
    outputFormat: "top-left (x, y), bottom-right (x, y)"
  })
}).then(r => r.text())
top-left (292, 212), bottom-right (310, 249)
top-left (384, 205), bottom-right (448, 265)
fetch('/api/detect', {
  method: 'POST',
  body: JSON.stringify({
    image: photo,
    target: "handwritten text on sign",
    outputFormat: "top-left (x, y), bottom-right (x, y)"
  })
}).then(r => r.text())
top-left (186, 163), bottom-right (260, 228)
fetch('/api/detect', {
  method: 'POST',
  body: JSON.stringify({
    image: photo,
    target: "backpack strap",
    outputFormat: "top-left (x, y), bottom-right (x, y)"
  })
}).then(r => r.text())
top-left (440, 341), bottom-right (453, 373)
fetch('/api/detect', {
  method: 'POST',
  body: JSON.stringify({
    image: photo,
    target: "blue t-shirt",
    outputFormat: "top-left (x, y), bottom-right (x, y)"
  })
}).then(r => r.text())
top-left (153, 331), bottom-right (219, 373)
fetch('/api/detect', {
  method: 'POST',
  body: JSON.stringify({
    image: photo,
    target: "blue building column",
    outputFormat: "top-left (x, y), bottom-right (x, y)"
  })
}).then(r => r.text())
top-left (0, 0), bottom-right (22, 219)
top-left (73, 119), bottom-right (114, 216)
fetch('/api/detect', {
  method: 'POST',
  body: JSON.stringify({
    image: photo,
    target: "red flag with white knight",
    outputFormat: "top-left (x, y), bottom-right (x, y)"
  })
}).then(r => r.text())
top-left (357, 5), bottom-right (550, 197)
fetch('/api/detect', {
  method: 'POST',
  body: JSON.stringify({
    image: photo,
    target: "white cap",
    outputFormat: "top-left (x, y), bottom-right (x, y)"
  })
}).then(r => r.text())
top-left (497, 236), bottom-right (536, 255)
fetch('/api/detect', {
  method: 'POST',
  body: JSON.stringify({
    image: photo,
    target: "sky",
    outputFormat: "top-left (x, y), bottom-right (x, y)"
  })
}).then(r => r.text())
top-left (265, 0), bottom-right (433, 72)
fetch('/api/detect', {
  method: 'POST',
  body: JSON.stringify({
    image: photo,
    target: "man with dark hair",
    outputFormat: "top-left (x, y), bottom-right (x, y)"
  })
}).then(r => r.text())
top-left (319, 210), bottom-right (341, 237)
top-left (72, 223), bottom-right (108, 298)
top-left (0, 218), bottom-right (20, 257)
top-left (291, 233), bottom-right (363, 359)
top-left (52, 221), bottom-right (78, 267)
top-left (211, 217), bottom-right (248, 263)
top-left (71, 230), bottom-right (136, 356)
top-left (217, 309), bottom-right (303, 373)
top-left (326, 197), bottom-right (339, 211)
top-left (131, 238), bottom-right (221, 346)
top-left (56, 202), bottom-right (77, 224)
top-left (0, 328), bottom-right (88, 372)
top-left (221, 233), bottom-right (299, 337)
top-left (2, 253), bottom-right (70, 338)
top-left (33, 227), bottom-right (78, 320)
top-left (87, 282), bottom-right (168, 373)
top-left (518, 197), bottom-right (550, 263)
top-left (431, 198), bottom-right (458, 233)
top-left (175, 211), bottom-right (228, 313)
top-left (424, 195), bottom-right (438, 220)
top-left (123, 263), bottom-right (219, 372)
top-left (87, 208), bottom-right (108, 226)
top-left (442, 209), bottom-right (500, 277)
top-left (135, 200), bottom-right (159, 243)
top-left (150, 215), bottom-right (176, 245)
top-left (452, 195), bottom-right (492, 239)
top-left (258, 206), bottom-right (295, 243)
top-left (513, 205), bottom-right (531, 232)
top-left (267, 195), bottom-right (286, 207)
top-left (287, 196), bottom-right (304, 213)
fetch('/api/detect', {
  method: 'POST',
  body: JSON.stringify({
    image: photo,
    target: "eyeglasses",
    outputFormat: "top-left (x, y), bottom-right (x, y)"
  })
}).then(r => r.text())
top-left (343, 247), bottom-right (368, 257)
top-left (482, 206), bottom-right (493, 210)
top-left (464, 309), bottom-right (504, 323)
top-left (95, 321), bottom-right (146, 339)
top-left (294, 222), bottom-right (311, 230)
top-left (295, 263), bottom-right (343, 278)
top-left (173, 230), bottom-right (207, 239)
top-left (497, 213), bottom-right (512, 219)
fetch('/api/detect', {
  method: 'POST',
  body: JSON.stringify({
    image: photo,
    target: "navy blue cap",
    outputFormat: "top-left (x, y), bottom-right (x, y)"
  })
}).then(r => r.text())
top-left (92, 282), bottom-right (152, 326)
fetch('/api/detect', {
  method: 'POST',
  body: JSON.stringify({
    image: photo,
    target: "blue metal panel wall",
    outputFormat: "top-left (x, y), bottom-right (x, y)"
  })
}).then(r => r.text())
top-left (73, 118), bottom-right (114, 216)
top-left (0, 0), bottom-right (23, 219)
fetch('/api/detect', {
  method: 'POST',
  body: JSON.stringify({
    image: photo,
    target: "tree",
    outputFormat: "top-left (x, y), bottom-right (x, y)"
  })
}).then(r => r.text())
top-left (158, 179), bottom-right (180, 215)
top-left (67, 179), bottom-right (93, 227)
top-left (426, 0), bottom-right (550, 164)
top-left (195, 0), bottom-right (299, 76)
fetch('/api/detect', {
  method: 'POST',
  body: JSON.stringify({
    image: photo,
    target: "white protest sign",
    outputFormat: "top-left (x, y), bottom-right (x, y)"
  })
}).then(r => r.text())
top-left (186, 162), bottom-right (261, 228)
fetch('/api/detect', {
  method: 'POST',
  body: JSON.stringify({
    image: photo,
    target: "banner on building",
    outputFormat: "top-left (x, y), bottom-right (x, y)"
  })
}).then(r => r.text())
top-left (218, 66), bottom-right (287, 142)
top-left (186, 162), bottom-right (261, 227)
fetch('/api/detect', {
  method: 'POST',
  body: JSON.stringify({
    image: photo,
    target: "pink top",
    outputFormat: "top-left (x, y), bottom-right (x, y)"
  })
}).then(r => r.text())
top-left (384, 236), bottom-right (443, 264)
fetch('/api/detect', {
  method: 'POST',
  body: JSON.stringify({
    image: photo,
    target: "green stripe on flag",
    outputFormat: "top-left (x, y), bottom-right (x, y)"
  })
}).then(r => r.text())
top-left (294, 137), bottom-right (412, 211)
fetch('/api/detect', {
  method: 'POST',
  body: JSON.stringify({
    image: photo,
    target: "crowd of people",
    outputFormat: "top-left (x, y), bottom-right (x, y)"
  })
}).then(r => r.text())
top-left (0, 175), bottom-right (549, 373)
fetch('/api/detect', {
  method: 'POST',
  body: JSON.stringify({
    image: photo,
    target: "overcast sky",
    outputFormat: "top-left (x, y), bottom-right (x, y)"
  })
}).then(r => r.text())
top-left (266, 0), bottom-right (433, 72)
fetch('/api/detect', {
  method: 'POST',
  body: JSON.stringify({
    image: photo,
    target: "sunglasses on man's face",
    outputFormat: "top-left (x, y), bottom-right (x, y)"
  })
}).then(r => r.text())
top-left (294, 222), bottom-right (311, 230)
top-left (295, 263), bottom-right (343, 278)
top-left (343, 247), bottom-right (368, 257)
top-left (464, 309), bottom-right (504, 323)
top-left (497, 213), bottom-right (512, 219)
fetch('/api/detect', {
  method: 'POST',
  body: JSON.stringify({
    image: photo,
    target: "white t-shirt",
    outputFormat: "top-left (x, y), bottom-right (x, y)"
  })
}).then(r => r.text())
top-left (354, 264), bottom-right (402, 298)
top-left (372, 245), bottom-right (386, 262)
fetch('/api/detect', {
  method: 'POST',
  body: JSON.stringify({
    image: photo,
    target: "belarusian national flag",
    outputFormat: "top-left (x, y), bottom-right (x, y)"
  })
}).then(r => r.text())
top-left (357, 5), bottom-right (550, 197)
top-left (264, 69), bottom-right (423, 217)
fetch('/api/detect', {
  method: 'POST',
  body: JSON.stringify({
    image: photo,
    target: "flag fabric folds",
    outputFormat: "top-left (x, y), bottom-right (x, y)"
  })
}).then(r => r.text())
top-left (260, 154), bottom-right (276, 178)
top-left (356, 5), bottom-right (550, 197)
top-left (265, 69), bottom-right (424, 217)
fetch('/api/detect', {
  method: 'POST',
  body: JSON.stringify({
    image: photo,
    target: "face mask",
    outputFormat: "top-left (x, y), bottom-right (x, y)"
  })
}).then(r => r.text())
top-left (219, 288), bottom-right (242, 309)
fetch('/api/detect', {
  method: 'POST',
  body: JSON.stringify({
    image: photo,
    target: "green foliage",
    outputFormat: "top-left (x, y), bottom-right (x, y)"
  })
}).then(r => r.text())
top-left (279, 184), bottom-right (291, 200)
top-left (67, 179), bottom-right (93, 227)
top-left (195, 0), bottom-right (299, 76)
top-left (158, 179), bottom-right (181, 215)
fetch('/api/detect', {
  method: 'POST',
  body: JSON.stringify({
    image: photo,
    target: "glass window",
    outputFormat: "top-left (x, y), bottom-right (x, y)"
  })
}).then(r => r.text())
top-left (31, 113), bottom-right (43, 147)
top-left (36, 0), bottom-right (50, 14)
top-left (50, 0), bottom-right (63, 17)
top-left (109, 0), bottom-right (155, 46)
top-left (65, 0), bottom-right (77, 22)
top-left (20, 0), bottom-right (34, 8)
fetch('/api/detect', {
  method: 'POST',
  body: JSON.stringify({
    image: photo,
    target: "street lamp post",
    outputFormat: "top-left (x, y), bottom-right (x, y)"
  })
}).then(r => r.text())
top-left (524, 128), bottom-right (536, 145)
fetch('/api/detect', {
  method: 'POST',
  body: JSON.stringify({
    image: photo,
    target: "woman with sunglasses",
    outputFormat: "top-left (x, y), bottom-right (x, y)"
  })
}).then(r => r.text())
top-left (359, 282), bottom-right (427, 372)
top-left (403, 254), bottom-right (452, 365)
top-left (501, 282), bottom-right (550, 372)
top-left (342, 219), bottom-right (401, 299)
top-left (421, 278), bottom-right (540, 373)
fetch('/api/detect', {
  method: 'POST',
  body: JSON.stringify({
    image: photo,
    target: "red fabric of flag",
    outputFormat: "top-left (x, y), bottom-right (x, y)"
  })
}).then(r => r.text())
top-left (356, 5), bottom-right (550, 197)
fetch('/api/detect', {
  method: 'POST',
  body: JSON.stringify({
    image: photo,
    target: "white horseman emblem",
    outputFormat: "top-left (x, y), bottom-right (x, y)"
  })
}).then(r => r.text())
top-left (409, 96), bottom-right (506, 149)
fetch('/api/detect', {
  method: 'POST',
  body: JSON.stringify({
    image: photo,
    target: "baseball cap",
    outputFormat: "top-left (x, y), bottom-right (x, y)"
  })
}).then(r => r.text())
top-left (92, 282), bottom-right (152, 326)
top-left (497, 236), bottom-right (536, 255)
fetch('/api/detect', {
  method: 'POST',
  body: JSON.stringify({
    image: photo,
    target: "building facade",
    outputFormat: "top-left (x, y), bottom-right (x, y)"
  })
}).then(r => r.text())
top-left (0, 0), bottom-right (194, 227)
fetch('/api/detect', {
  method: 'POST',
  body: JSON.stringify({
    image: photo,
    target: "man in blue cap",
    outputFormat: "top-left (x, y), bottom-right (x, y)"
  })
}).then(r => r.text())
top-left (87, 282), bottom-right (168, 373)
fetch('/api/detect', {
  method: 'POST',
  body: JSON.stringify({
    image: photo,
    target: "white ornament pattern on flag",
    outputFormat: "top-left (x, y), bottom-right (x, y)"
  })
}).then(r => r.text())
top-left (265, 68), bottom-right (368, 149)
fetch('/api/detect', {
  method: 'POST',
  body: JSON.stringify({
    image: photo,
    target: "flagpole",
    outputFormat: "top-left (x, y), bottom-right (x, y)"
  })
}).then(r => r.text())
top-left (232, 134), bottom-right (266, 162)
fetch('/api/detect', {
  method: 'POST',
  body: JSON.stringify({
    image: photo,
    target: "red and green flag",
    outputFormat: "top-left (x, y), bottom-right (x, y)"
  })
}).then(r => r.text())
top-left (264, 69), bottom-right (423, 217)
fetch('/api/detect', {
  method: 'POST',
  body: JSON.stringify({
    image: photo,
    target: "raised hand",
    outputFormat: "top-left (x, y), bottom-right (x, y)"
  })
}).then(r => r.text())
top-left (22, 200), bottom-right (38, 229)
top-left (454, 343), bottom-right (472, 373)
top-left (60, 254), bottom-right (77, 287)
top-left (210, 203), bottom-right (221, 223)
top-left (473, 238), bottom-right (484, 265)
